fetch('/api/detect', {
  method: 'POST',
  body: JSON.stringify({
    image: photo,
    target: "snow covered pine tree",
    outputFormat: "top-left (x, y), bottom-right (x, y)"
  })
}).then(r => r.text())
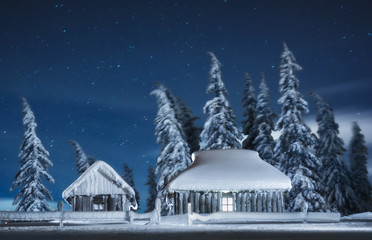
top-left (151, 85), bottom-right (192, 215)
top-left (69, 140), bottom-right (97, 175)
top-left (122, 162), bottom-right (140, 210)
top-left (349, 121), bottom-right (372, 212)
top-left (200, 52), bottom-right (242, 150)
top-left (252, 73), bottom-right (277, 167)
top-left (10, 97), bottom-right (55, 211)
top-left (311, 92), bottom-right (360, 215)
top-left (173, 97), bottom-right (201, 154)
top-left (274, 43), bottom-right (326, 212)
top-left (158, 82), bottom-right (201, 154)
top-left (241, 72), bottom-right (257, 150)
top-left (145, 166), bottom-right (158, 212)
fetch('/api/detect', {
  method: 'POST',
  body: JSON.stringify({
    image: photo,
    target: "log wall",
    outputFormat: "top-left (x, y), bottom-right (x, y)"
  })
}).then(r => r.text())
top-left (70, 194), bottom-right (126, 212)
top-left (172, 190), bottom-right (286, 215)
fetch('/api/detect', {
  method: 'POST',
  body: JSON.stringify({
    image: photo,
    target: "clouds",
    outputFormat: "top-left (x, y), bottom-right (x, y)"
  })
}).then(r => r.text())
top-left (272, 109), bottom-right (372, 144)
top-left (0, 198), bottom-right (15, 211)
top-left (273, 108), bottom-right (372, 180)
top-left (314, 79), bottom-right (372, 97)
top-left (306, 109), bottom-right (372, 145)
top-left (306, 109), bottom-right (372, 179)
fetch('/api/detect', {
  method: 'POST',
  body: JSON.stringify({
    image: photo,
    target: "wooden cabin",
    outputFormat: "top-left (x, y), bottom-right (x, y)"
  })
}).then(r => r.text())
top-left (62, 160), bottom-right (137, 211)
top-left (167, 149), bottom-right (292, 215)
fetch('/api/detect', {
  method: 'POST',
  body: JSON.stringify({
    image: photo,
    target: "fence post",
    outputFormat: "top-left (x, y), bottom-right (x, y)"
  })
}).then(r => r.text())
top-left (59, 211), bottom-right (64, 227)
top-left (187, 203), bottom-right (192, 226)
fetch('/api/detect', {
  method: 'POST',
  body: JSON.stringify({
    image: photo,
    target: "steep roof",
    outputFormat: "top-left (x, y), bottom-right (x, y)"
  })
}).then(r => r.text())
top-left (168, 149), bottom-right (291, 192)
top-left (62, 160), bottom-right (135, 200)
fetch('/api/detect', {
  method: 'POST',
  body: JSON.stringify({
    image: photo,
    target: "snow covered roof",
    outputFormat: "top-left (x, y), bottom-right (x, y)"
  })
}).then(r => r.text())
top-left (168, 149), bottom-right (291, 192)
top-left (62, 160), bottom-right (135, 200)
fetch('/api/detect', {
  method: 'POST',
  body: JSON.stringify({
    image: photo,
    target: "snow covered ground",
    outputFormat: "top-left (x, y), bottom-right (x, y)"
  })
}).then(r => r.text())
top-left (1, 213), bottom-right (372, 240)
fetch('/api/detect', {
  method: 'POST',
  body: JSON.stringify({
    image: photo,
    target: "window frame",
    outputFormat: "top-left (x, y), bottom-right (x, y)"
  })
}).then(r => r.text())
top-left (221, 193), bottom-right (234, 212)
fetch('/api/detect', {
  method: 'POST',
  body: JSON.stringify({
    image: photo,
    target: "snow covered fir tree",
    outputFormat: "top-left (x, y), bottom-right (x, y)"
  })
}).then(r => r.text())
top-left (241, 72), bottom-right (257, 150)
top-left (145, 165), bottom-right (157, 213)
top-left (151, 84), bottom-right (192, 215)
top-left (122, 162), bottom-right (140, 210)
top-left (349, 121), bottom-right (372, 212)
top-left (172, 96), bottom-right (201, 154)
top-left (311, 92), bottom-right (360, 215)
top-left (252, 73), bottom-right (276, 167)
top-left (200, 52), bottom-right (242, 150)
top-left (274, 43), bottom-right (326, 212)
top-left (10, 97), bottom-right (55, 211)
top-left (159, 82), bottom-right (201, 154)
top-left (69, 140), bottom-right (97, 175)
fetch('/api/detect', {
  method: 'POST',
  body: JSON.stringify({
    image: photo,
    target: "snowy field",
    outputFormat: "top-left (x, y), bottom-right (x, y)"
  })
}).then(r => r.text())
top-left (1, 214), bottom-right (372, 240)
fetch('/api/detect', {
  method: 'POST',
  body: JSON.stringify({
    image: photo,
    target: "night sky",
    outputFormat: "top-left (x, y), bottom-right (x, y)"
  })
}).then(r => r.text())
top-left (1, 0), bottom-right (371, 211)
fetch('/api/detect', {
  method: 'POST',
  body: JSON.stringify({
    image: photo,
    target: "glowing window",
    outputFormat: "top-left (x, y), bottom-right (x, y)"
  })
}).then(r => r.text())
top-left (222, 196), bottom-right (234, 212)
top-left (93, 203), bottom-right (104, 211)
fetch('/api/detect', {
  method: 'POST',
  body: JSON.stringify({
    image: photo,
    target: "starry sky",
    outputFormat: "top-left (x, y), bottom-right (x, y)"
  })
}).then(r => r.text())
top-left (0, 0), bottom-right (371, 211)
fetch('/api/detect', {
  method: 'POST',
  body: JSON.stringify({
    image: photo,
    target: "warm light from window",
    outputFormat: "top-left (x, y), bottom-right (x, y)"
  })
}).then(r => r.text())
top-left (222, 197), bottom-right (233, 212)
top-left (93, 203), bottom-right (104, 211)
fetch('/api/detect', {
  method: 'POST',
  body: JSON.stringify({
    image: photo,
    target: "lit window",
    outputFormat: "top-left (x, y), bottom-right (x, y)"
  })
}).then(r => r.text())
top-left (93, 203), bottom-right (104, 211)
top-left (222, 196), bottom-right (234, 212)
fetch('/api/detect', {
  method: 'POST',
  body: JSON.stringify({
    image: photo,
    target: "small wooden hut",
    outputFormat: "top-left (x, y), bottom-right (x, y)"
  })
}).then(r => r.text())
top-left (62, 160), bottom-right (137, 211)
top-left (167, 149), bottom-right (291, 215)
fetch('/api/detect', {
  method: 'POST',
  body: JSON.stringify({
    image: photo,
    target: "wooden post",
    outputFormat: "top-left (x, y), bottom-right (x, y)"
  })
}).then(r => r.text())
top-left (59, 211), bottom-right (64, 227)
top-left (242, 192), bottom-right (247, 212)
top-left (184, 192), bottom-right (189, 214)
top-left (89, 196), bottom-right (92, 211)
top-left (233, 192), bottom-right (237, 212)
top-left (195, 192), bottom-right (200, 213)
top-left (257, 193), bottom-right (262, 212)
top-left (252, 192), bottom-right (257, 212)
top-left (267, 192), bottom-right (272, 213)
top-left (72, 196), bottom-right (76, 212)
top-left (205, 193), bottom-right (210, 213)
top-left (217, 192), bottom-right (222, 212)
top-left (187, 203), bottom-right (192, 226)
top-left (77, 196), bottom-right (81, 211)
top-left (262, 192), bottom-right (267, 212)
top-left (237, 193), bottom-right (242, 212)
top-left (103, 195), bottom-right (108, 211)
top-left (189, 192), bottom-right (194, 213)
top-left (246, 193), bottom-right (251, 212)
top-left (200, 193), bottom-right (205, 213)
top-left (212, 192), bottom-right (217, 213)
top-left (173, 193), bottom-right (177, 215)
top-left (278, 192), bottom-right (283, 212)
top-left (121, 194), bottom-right (125, 211)
top-left (272, 192), bottom-right (277, 212)
top-left (179, 192), bottom-right (184, 215)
